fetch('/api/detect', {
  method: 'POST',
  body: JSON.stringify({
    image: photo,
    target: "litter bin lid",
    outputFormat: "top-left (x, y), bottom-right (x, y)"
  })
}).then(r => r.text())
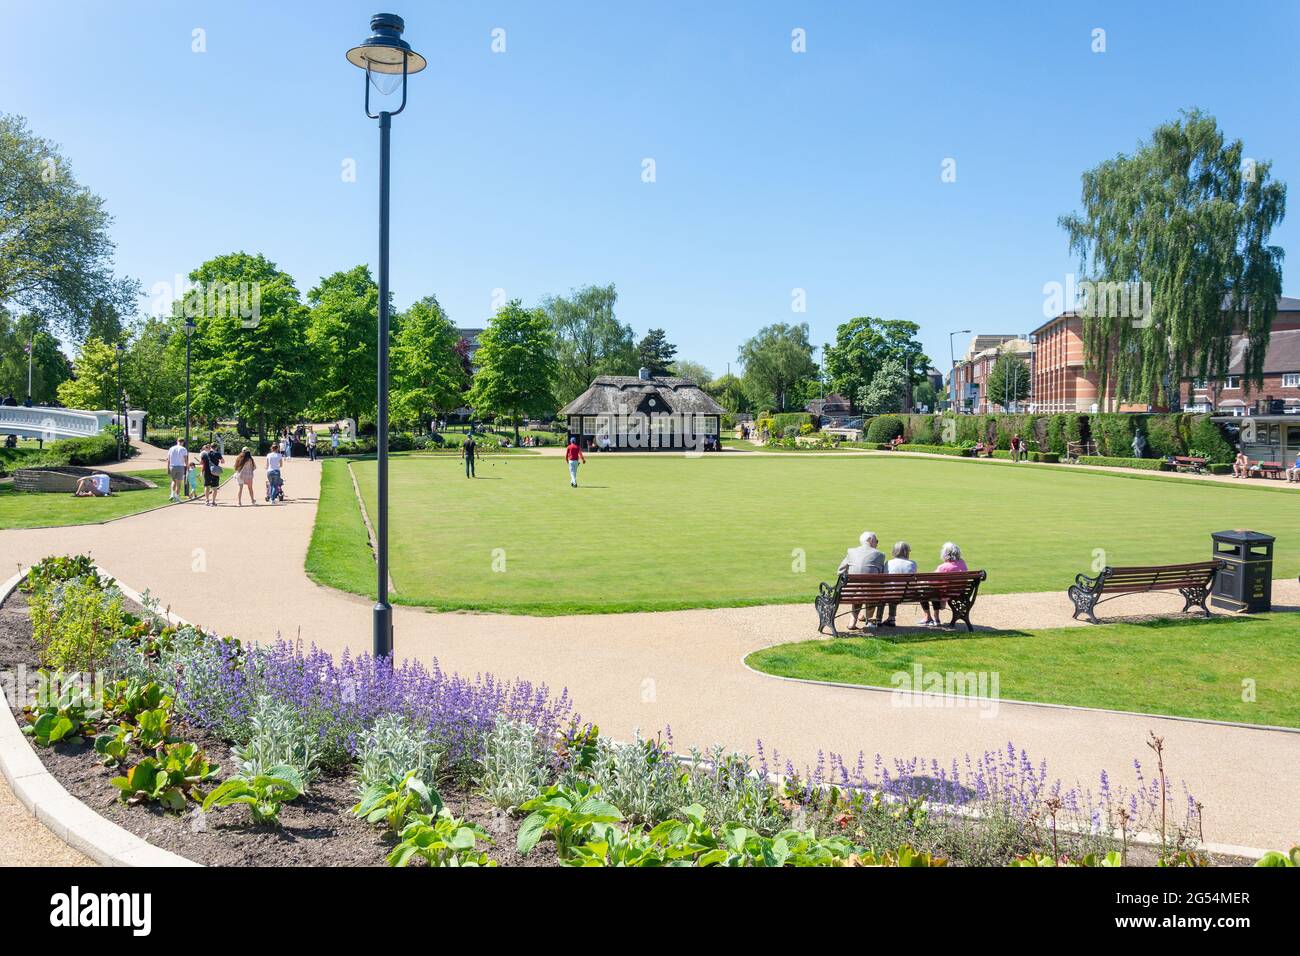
top-left (1210, 529), bottom-right (1276, 544)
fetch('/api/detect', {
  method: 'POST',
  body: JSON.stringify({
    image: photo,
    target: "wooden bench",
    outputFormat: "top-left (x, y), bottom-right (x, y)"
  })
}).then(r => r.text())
top-left (1172, 455), bottom-right (1207, 474)
top-left (1067, 560), bottom-right (1222, 624)
top-left (1255, 461), bottom-right (1285, 479)
top-left (815, 570), bottom-right (987, 636)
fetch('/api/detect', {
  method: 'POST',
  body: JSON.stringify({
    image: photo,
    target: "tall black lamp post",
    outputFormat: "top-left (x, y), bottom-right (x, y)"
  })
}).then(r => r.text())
top-left (948, 329), bottom-right (970, 411)
top-left (346, 13), bottom-right (426, 659)
top-left (184, 317), bottom-right (196, 449)
top-left (115, 342), bottom-right (125, 461)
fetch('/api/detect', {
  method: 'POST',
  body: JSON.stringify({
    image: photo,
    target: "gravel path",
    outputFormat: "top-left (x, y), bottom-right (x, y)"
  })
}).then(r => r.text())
top-left (2, 452), bottom-right (1297, 859)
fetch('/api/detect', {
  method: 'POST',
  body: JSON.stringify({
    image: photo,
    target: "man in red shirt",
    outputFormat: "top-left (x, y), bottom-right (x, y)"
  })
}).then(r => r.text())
top-left (565, 437), bottom-right (586, 487)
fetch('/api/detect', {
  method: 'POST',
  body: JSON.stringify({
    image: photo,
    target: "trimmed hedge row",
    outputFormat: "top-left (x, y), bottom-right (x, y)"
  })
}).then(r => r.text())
top-left (1076, 456), bottom-right (1170, 471)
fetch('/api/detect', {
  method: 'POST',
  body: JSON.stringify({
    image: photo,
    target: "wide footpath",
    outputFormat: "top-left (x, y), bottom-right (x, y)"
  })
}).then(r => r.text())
top-left (2, 453), bottom-right (1298, 862)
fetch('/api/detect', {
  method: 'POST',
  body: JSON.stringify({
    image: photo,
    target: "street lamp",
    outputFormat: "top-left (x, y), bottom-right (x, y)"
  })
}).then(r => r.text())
top-left (115, 342), bottom-right (125, 461)
top-left (346, 13), bottom-right (426, 660)
top-left (184, 317), bottom-right (196, 450)
top-left (949, 329), bottom-right (971, 411)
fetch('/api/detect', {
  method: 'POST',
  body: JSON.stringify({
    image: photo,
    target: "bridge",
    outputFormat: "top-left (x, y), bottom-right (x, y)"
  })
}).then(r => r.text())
top-left (0, 405), bottom-right (146, 443)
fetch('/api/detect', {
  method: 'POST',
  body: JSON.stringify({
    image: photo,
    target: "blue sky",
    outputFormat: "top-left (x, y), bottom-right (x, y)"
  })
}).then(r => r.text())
top-left (3, 1), bottom-right (1297, 375)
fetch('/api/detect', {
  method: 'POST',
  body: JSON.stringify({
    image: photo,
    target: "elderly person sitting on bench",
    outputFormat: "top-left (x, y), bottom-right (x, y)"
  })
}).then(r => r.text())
top-left (838, 530), bottom-right (885, 630)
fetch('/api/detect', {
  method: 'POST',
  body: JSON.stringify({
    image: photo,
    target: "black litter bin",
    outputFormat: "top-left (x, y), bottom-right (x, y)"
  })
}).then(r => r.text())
top-left (1210, 530), bottom-right (1275, 613)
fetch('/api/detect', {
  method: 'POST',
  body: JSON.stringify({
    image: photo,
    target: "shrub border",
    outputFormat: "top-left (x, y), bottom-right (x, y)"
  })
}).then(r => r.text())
top-left (0, 568), bottom-right (198, 868)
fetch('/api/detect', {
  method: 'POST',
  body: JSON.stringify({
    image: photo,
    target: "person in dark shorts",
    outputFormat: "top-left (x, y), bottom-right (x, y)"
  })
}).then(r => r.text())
top-left (462, 434), bottom-right (476, 478)
top-left (200, 443), bottom-right (224, 506)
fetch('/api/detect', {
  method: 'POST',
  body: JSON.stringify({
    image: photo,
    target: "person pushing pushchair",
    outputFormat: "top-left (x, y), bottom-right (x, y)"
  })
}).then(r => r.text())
top-left (266, 442), bottom-right (287, 502)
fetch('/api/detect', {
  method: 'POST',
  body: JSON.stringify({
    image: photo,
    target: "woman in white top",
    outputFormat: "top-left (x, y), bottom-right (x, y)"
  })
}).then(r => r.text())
top-left (883, 541), bottom-right (918, 627)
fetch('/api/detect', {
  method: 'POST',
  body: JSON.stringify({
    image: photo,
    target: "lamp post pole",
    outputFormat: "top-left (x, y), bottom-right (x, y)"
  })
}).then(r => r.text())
top-left (347, 13), bottom-right (425, 660)
top-left (949, 329), bottom-right (970, 412)
top-left (184, 318), bottom-right (195, 450)
top-left (115, 343), bottom-right (124, 461)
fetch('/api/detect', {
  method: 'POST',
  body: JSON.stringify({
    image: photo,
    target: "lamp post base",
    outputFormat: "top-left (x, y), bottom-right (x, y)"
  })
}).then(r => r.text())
top-left (373, 602), bottom-right (393, 659)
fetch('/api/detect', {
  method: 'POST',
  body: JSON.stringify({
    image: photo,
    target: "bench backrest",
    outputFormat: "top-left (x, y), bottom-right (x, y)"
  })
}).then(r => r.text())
top-left (1097, 561), bottom-right (1220, 594)
top-left (836, 570), bottom-right (986, 604)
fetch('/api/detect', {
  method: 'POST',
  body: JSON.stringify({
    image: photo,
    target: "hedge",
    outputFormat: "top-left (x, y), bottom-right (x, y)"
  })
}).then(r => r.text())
top-left (866, 415), bottom-right (905, 443)
top-left (41, 433), bottom-right (129, 467)
top-left (1076, 456), bottom-right (1170, 471)
top-left (772, 412), bottom-right (813, 435)
top-left (895, 443), bottom-right (973, 457)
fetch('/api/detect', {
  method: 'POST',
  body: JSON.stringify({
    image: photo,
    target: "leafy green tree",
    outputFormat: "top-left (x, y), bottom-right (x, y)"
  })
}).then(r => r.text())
top-left (86, 299), bottom-right (125, 345)
top-left (985, 351), bottom-right (1030, 410)
top-left (0, 114), bottom-right (137, 336)
top-left (855, 357), bottom-right (910, 414)
top-left (705, 372), bottom-right (749, 414)
top-left (672, 360), bottom-right (712, 386)
top-left (635, 328), bottom-right (677, 376)
top-left (305, 265), bottom-right (379, 424)
top-left (1060, 110), bottom-right (1287, 407)
top-left (823, 317), bottom-right (929, 412)
top-left (57, 337), bottom-right (119, 410)
top-left (544, 284), bottom-right (637, 403)
top-left (0, 310), bottom-right (70, 403)
top-left (123, 316), bottom-right (185, 424)
top-left (913, 379), bottom-right (939, 413)
top-left (392, 294), bottom-right (466, 430)
top-left (738, 323), bottom-right (818, 412)
top-left (466, 301), bottom-right (558, 444)
top-left (184, 252), bottom-right (311, 443)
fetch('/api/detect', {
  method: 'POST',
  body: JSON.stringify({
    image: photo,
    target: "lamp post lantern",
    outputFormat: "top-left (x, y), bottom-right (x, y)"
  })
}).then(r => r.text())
top-left (184, 317), bottom-right (196, 451)
top-left (347, 13), bottom-right (426, 660)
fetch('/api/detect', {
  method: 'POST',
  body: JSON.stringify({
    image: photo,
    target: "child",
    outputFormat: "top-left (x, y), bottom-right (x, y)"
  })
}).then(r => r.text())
top-left (185, 459), bottom-right (199, 499)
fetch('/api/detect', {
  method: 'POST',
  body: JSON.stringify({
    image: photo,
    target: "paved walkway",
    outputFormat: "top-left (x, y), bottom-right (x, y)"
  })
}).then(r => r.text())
top-left (2, 454), bottom-right (1298, 858)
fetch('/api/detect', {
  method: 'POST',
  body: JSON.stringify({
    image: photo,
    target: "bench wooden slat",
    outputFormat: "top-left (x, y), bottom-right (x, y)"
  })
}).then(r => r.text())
top-left (816, 570), bottom-right (987, 635)
top-left (1067, 560), bottom-right (1221, 623)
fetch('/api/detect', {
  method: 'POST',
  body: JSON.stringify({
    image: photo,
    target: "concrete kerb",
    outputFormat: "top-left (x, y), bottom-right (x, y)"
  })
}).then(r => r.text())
top-left (0, 568), bottom-right (199, 867)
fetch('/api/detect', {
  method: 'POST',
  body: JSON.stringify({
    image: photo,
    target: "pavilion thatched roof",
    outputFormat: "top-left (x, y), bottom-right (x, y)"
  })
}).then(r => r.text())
top-left (559, 375), bottom-right (725, 417)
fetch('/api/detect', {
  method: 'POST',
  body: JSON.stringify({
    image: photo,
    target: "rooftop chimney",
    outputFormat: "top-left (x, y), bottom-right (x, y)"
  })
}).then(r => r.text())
top-left (638, 367), bottom-right (652, 381)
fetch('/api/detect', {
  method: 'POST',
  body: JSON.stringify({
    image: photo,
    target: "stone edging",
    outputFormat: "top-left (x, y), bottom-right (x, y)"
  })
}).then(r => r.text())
top-left (0, 569), bottom-right (198, 867)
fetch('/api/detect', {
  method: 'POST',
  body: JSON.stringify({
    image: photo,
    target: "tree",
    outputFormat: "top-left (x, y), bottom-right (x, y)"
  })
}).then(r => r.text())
top-left (184, 252), bottom-right (311, 443)
top-left (855, 357), bottom-right (909, 414)
top-left (305, 265), bottom-right (379, 424)
top-left (635, 328), bottom-right (677, 376)
top-left (672, 360), bottom-right (712, 386)
top-left (913, 379), bottom-right (939, 413)
top-left (986, 351), bottom-right (1030, 410)
top-left (0, 310), bottom-right (70, 403)
top-left (1060, 110), bottom-right (1287, 408)
top-left (121, 316), bottom-right (185, 424)
top-left (57, 337), bottom-right (119, 410)
top-left (705, 372), bottom-right (749, 414)
top-left (392, 294), bottom-right (466, 430)
top-left (544, 283), bottom-right (636, 403)
top-left (823, 317), bottom-right (930, 412)
top-left (0, 114), bottom-right (137, 337)
top-left (466, 300), bottom-right (558, 444)
top-left (737, 323), bottom-right (818, 412)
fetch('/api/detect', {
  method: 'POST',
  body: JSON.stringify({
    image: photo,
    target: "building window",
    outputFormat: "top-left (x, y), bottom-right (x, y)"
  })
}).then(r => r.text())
top-left (1283, 373), bottom-right (1300, 389)
top-left (1223, 377), bottom-right (1240, 390)
top-left (581, 416), bottom-right (596, 435)
top-left (1192, 378), bottom-right (1207, 390)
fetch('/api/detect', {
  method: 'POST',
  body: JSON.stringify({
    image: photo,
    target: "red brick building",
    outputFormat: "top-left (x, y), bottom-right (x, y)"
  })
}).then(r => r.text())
top-left (949, 335), bottom-right (1030, 413)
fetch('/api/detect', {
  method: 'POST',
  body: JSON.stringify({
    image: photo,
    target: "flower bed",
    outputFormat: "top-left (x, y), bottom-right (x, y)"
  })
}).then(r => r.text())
top-left (4, 555), bottom-right (1285, 868)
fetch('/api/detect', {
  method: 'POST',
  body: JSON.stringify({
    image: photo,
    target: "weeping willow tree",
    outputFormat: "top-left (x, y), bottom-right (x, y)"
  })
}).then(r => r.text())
top-left (1059, 111), bottom-right (1286, 408)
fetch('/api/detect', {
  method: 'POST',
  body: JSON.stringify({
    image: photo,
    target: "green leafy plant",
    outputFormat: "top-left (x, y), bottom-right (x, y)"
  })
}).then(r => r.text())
top-left (478, 717), bottom-right (550, 811)
top-left (202, 766), bottom-right (304, 825)
top-left (21, 670), bottom-right (101, 746)
top-left (111, 744), bottom-right (220, 811)
top-left (233, 695), bottom-right (320, 789)
top-left (93, 723), bottom-right (136, 766)
top-left (28, 572), bottom-right (127, 672)
top-left (517, 781), bottom-right (623, 857)
top-left (387, 810), bottom-right (495, 867)
top-left (352, 769), bottom-right (442, 833)
top-left (1009, 851), bottom-right (1122, 867)
top-left (1254, 847), bottom-right (1299, 867)
top-left (133, 707), bottom-right (175, 751)
top-left (102, 678), bottom-right (172, 722)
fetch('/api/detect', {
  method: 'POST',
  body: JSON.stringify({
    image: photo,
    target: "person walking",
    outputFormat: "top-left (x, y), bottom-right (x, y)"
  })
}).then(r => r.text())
top-left (330, 426), bottom-right (340, 456)
top-left (233, 446), bottom-right (257, 506)
top-left (306, 429), bottom-right (317, 461)
top-left (462, 433), bottom-right (477, 478)
top-left (266, 442), bottom-right (285, 502)
top-left (565, 436), bottom-right (587, 487)
top-left (200, 442), bottom-right (223, 506)
top-left (166, 436), bottom-right (188, 502)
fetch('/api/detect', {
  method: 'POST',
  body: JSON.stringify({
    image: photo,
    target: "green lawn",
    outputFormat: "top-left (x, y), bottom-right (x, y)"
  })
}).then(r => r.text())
top-left (744, 615), bottom-right (1300, 727)
top-left (0, 469), bottom-right (175, 529)
top-left (307, 454), bottom-right (1300, 614)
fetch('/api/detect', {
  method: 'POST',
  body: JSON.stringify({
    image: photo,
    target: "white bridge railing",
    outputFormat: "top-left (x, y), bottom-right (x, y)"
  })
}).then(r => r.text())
top-left (0, 406), bottom-right (120, 442)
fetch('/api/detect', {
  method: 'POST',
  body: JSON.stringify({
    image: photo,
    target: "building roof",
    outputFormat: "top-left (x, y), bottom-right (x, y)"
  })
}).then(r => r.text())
top-left (1032, 295), bottom-right (1300, 336)
top-left (559, 375), bottom-right (726, 417)
top-left (1222, 328), bottom-right (1300, 375)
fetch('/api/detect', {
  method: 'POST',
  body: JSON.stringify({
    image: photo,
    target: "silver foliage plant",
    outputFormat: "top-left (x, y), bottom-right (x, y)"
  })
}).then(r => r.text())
top-left (478, 717), bottom-right (549, 810)
top-left (234, 694), bottom-right (320, 788)
top-left (356, 713), bottom-right (442, 793)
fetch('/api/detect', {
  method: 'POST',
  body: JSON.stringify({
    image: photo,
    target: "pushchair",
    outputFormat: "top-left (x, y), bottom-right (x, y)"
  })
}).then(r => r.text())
top-left (266, 468), bottom-right (285, 502)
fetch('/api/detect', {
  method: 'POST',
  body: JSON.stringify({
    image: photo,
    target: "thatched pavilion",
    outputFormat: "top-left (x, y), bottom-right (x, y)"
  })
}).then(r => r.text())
top-left (559, 368), bottom-right (725, 451)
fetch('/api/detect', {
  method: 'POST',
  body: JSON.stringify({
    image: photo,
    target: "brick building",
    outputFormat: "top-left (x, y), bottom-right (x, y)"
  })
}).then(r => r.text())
top-left (949, 335), bottom-right (1032, 413)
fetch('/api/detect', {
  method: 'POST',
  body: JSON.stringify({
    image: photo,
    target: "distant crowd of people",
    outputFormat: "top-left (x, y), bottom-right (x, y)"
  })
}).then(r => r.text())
top-left (837, 532), bottom-right (969, 630)
top-left (162, 431), bottom-right (313, 507)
